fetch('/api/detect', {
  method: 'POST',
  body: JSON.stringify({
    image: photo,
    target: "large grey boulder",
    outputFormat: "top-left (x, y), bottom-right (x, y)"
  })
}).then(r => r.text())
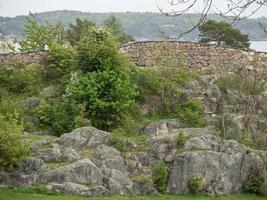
top-left (94, 145), bottom-right (125, 171)
top-left (60, 127), bottom-right (110, 149)
top-left (105, 168), bottom-right (133, 195)
top-left (38, 159), bottom-right (104, 185)
top-left (167, 135), bottom-right (266, 195)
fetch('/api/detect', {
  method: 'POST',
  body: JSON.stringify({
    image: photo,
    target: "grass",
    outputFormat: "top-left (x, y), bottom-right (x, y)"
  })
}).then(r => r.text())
top-left (0, 188), bottom-right (266, 200)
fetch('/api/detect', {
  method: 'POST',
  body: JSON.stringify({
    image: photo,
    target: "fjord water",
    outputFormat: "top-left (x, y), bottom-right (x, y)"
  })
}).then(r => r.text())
top-left (250, 41), bottom-right (267, 52)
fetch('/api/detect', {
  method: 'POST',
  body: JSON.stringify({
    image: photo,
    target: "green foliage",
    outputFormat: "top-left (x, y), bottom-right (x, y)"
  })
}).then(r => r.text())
top-left (66, 28), bottom-right (138, 131)
top-left (16, 13), bottom-right (65, 52)
top-left (243, 167), bottom-right (265, 195)
top-left (188, 176), bottom-right (203, 194)
top-left (103, 15), bottom-right (134, 43)
top-left (199, 20), bottom-right (250, 49)
top-left (108, 129), bottom-right (126, 151)
top-left (177, 132), bottom-right (186, 147)
top-left (175, 99), bottom-right (205, 128)
top-left (217, 75), bottom-right (264, 97)
top-left (66, 18), bottom-right (96, 46)
top-left (153, 160), bottom-right (168, 193)
top-left (0, 114), bottom-right (28, 171)
top-left (0, 64), bottom-right (42, 95)
top-left (0, 99), bottom-right (24, 125)
top-left (135, 66), bottom-right (198, 116)
top-left (36, 99), bottom-right (89, 136)
top-left (44, 42), bottom-right (75, 82)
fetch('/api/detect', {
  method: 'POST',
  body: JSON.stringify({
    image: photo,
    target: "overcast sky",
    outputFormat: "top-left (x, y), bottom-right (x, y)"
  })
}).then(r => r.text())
top-left (0, 0), bottom-right (266, 18)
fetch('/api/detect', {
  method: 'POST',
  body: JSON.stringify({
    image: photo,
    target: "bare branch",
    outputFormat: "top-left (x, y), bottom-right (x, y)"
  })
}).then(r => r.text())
top-left (159, 0), bottom-right (267, 38)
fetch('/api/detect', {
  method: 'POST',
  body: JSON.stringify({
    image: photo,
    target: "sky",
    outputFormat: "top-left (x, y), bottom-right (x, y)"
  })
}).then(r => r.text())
top-left (0, 0), bottom-right (267, 18)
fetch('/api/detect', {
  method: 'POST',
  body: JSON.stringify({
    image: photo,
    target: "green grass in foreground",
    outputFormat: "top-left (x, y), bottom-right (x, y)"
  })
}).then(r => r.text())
top-left (0, 187), bottom-right (266, 200)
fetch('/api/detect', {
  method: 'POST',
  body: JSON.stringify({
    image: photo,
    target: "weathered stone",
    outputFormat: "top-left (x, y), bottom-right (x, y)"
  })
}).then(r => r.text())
top-left (24, 97), bottom-right (41, 109)
top-left (10, 158), bottom-right (46, 186)
top-left (42, 86), bottom-right (58, 98)
top-left (47, 182), bottom-right (108, 196)
top-left (40, 147), bottom-right (80, 162)
top-left (106, 169), bottom-right (133, 195)
top-left (144, 119), bottom-right (181, 136)
top-left (168, 136), bottom-right (266, 195)
top-left (133, 179), bottom-right (155, 195)
top-left (38, 159), bottom-right (104, 185)
top-left (60, 127), bottom-right (110, 149)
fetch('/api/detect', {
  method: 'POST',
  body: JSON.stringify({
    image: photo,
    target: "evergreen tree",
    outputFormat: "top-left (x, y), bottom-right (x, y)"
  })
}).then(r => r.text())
top-left (199, 20), bottom-right (250, 49)
top-left (104, 15), bottom-right (134, 44)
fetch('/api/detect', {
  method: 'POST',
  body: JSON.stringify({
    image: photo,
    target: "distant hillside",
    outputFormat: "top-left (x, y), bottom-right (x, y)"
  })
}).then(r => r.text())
top-left (0, 10), bottom-right (267, 41)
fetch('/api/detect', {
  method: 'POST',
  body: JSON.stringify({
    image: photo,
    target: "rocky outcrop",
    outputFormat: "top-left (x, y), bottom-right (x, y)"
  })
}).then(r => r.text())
top-left (3, 126), bottom-right (267, 196)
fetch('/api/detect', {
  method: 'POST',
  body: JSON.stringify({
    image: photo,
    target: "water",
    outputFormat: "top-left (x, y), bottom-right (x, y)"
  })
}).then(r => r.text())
top-left (250, 41), bottom-right (267, 52)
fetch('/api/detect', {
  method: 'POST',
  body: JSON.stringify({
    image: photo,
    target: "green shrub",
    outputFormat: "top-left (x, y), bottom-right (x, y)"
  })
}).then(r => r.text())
top-left (153, 160), bottom-right (168, 193)
top-left (134, 66), bottom-right (198, 115)
top-left (66, 28), bottom-right (138, 131)
top-left (0, 114), bottom-right (28, 171)
top-left (44, 42), bottom-right (75, 82)
top-left (175, 99), bottom-right (205, 127)
top-left (177, 131), bottom-right (186, 148)
top-left (0, 64), bottom-right (42, 95)
top-left (188, 176), bottom-right (203, 194)
top-left (108, 129), bottom-right (126, 151)
top-left (0, 99), bottom-right (25, 127)
top-left (36, 99), bottom-right (89, 135)
top-left (243, 167), bottom-right (264, 195)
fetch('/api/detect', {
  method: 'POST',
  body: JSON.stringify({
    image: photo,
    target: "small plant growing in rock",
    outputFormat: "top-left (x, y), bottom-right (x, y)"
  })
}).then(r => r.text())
top-left (108, 129), bottom-right (126, 151)
top-left (243, 167), bottom-right (264, 195)
top-left (188, 176), bottom-right (203, 194)
top-left (153, 160), bottom-right (168, 193)
top-left (177, 131), bottom-right (186, 148)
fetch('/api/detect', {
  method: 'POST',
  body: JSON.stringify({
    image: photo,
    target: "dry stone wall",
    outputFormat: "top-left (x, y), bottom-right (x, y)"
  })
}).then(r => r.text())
top-left (0, 51), bottom-right (48, 67)
top-left (120, 41), bottom-right (267, 74)
top-left (1, 41), bottom-right (267, 74)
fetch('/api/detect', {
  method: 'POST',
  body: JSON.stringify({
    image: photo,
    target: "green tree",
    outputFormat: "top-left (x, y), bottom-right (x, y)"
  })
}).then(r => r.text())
top-left (103, 15), bottom-right (134, 44)
top-left (44, 42), bottom-right (75, 82)
top-left (16, 13), bottom-right (65, 52)
top-left (66, 28), bottom-right (138, 131)
top-left (199, 20), bottom-right (250, 49)
top-left (66, 18), bottom-right (96, 46)
top-left (0, 114), bottom-right (28, 171)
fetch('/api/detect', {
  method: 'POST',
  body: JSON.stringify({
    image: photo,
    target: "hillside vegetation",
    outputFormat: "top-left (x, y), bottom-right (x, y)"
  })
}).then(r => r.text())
top-left (0, 11), bottom-right (267, 40)
top-left (0, 14), bottom-right (266, 198)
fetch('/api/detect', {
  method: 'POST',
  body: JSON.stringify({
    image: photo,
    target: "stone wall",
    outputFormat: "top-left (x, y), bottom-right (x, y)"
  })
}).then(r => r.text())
top-left (120, 41), bottom-right (267, 74)
top-left (1, 41), bottom-right (267, 74)
top-left (0, 51), bottom-right (48, 67)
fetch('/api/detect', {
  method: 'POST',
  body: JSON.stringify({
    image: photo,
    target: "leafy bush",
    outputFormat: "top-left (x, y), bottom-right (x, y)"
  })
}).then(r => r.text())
top-left (0, 64), bottom-right (42, 95)
top-left (66, 28), bottom-right (138, 131)
top-left (177, 131), bottom-right (186, 147)
top-left (44, 42), bottom-right (75, 82)
top-left (188, 176), bottom-right (203, 194)
top-left (36, 99), bottom-right (89, 135)
top-left (243, 167), bottom-right (265, 195)
top-left (153, 160), bottom-right (168, 193)
top-left (0, 114), bottom-right (28, 171)
top-left (175, 99), bottom-right (205, 127)
top-left (135, 66), bottom-right (198, 115)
